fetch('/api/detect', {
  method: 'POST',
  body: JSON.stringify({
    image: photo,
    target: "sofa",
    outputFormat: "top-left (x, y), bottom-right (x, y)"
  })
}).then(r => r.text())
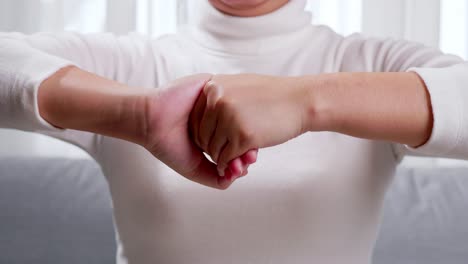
top-left (1, 157), bottom-right (467, 264)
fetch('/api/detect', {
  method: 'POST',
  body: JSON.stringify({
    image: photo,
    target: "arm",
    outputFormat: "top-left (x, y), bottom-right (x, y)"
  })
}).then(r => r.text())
top-left (38, 66), bottom-right (240, 189)
top-left (192, 63), bottom-right (468, 172)
top-left (38, 66), bottom-right (147, 145)
top-left (0, 32), bottom-right (155, 154)
top-left (299, 72), bottom-right (433, 148)
top-left (338, 35), bottom-right (468, 159)
top-left (192, 36), bottom-right (468, 170)
top-left (1, 32), bottom-right (251, 188)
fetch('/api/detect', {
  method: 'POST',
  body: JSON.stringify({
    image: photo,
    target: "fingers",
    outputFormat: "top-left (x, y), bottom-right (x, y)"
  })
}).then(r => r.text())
top-left (228, 157), bottom-right (244, 176)
top-left (225, 159), bottom-right (249, 182)
top-left (191, 79), bottom-right (259, 179)
top-left (239, 167), bottom-right (249, 178)
top-left (213, 140), bottom-right (229, 176)
top-left (217, 142), bottom-right (251, 177)
top-left (198, 81), bottom-right (222, 151)
top-left (226, 150), bottom-right (258, 178)
top-left (205, 108), bottom-right (257, 176)
top-left (189, 88), bottom-right (207, 150)
top-left (207, 111), bottom-right (230, 164)
top-left (241, 149), bottom-right (258, 164)
top-left (185, 149), bottom-right (235, 190)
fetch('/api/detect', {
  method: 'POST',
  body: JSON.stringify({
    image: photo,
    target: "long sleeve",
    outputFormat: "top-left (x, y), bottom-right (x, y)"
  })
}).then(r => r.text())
top-left (335, 34), bottom-right (468, 160)
top-left (0, 32), bottom-right (157, 155)
top-left (405, 64), bottom-right (468, 160)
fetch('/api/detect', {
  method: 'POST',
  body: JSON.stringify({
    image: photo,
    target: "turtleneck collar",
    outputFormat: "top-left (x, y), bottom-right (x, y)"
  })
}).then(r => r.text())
top-left (183, 0), bottom-right (312, 55)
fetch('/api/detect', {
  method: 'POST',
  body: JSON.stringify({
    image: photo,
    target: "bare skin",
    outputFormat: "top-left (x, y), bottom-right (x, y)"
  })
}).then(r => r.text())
top-left (34, 1), bottom-right (292, 187)
top-left (208, 0), bottom-right (289, 17)
top-left (190, 73), bottom-right (433, 173)
top-left (37, 0), bottom-right (433, 185)
top-left (38, 67), bottom-right (256, 190)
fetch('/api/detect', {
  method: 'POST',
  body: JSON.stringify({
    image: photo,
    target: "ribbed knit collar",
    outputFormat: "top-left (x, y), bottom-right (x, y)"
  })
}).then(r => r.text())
top-left (184, 0), bottom-right (312, 55)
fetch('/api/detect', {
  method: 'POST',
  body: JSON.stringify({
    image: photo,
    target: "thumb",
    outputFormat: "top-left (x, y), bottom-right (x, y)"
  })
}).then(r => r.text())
top-left (157, 74), bottom-right (212, 126)
top-left (163, 73), bottom-right (212, 105)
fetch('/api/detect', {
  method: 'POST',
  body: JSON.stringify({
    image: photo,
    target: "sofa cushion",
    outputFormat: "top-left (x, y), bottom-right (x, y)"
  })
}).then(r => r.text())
top-left (1, 157), bottom-right (468, 264)
top-left (373, 167), bottom-right (468, 264)
top-left (0, 157), bottom-right (115, 264)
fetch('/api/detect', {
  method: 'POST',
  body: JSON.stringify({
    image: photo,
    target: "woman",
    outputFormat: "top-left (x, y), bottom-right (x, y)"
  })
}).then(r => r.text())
top-left (1, 0), bottom-right (468, 263)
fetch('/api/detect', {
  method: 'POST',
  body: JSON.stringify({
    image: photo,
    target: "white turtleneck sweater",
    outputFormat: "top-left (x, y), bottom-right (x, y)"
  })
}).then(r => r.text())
top-left (2, 1), bottom-right (468, 263)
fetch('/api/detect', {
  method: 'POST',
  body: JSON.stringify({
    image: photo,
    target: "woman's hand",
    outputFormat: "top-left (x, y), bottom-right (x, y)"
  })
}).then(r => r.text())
top-left (143, 74), bottom-right (257, 188)
top-left (39, 68), bottom-right (255, 190)
top-left (189, 74), bottom-right (310, 175)
top-left (188, 72), bottom-right (435, 175)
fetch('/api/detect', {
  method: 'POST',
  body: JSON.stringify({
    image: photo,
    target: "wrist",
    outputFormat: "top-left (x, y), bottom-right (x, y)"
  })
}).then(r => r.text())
top-left (38, 66), bottom-right (76, 128)
top-left (140, 88), bottom-right (167, 149)
top-left (120, 90), bottom-right (150, 146)
top-left (294, 74), bottom-right (341, 133)
top-left (38, 65), bottom-right (152, 145)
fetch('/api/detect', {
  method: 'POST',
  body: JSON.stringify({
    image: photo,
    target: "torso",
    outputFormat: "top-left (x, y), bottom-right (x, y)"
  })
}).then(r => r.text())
top-left (100, 133), bottom-right (397, 264)
top-left (98, 25), bottom-right (399, 264)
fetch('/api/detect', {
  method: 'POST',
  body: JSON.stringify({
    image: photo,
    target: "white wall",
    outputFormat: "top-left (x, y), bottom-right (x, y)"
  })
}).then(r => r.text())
top-left (306, 0), bottom-right (362, 36)
top-left (362, 0), bottom-right (441, 47)
top-left (440, 0), bottom-right (468, 59)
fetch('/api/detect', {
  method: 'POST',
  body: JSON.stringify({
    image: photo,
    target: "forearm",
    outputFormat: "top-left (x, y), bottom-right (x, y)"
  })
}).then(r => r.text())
top-left (38, 66), bottom-right (148, 145)
top-left (300, 72), bottom-right (433, 147)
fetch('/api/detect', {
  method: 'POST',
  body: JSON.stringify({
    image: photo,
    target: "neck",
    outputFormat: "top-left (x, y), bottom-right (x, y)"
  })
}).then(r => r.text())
top-left (186, 0), bottom-right (311, 55)
top-left (208, 0), bottom-right (290, 17)
top-left (190, 0), bottom-right (311, 39)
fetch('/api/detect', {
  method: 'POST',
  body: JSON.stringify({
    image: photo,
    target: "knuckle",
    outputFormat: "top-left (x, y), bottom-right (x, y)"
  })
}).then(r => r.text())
top-left (218, 100), bottom-right (237, 123)
top-left (238, 128), bottom-right (255, 146)
top-left (220, 149), bottom-right (236, 167)
top-left (204, 80), bottom-right (222, 97)
top-left (203, 80), bottom-right (216, 93)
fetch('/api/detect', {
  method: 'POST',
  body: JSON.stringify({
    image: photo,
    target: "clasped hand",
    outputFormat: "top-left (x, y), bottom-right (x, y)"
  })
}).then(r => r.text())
top-left (145, 74), bottom-right (308, 190)
top-left (190, 74), bottom-right (308, 182)
top-left (41, 67), bottom-right (429, 191)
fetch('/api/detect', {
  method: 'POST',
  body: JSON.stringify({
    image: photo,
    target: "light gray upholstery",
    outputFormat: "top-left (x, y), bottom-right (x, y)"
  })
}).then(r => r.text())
top-left (373, 167), bottom-right (468, 264)
top-left (0, 157), bottom-right (115, 264)
top-left (0, 157), bottom-right (467, 264)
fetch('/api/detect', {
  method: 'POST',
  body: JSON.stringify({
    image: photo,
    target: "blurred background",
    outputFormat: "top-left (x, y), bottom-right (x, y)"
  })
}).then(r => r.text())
top-left (0, 0), bottom-right (467, 168)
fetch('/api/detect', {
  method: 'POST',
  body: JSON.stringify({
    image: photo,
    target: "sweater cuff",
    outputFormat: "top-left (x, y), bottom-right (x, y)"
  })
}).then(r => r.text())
top-left (21, 55), bottom-right (74, 131)
top-left (405, 66), bottom-right (464, 156)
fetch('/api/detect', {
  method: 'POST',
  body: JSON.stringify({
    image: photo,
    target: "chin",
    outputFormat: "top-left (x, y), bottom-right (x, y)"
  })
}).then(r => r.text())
top-left (208, 0), bottom-right (288, 17)
top-left (211, 0), bottom-right (269, 9)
